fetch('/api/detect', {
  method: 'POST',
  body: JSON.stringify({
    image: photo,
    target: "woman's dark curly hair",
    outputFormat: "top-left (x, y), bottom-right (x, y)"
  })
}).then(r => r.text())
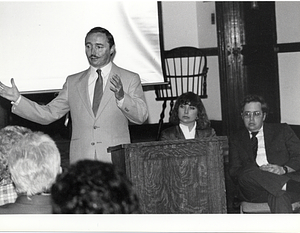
top-left (169, 92), bottom-right (211, 129)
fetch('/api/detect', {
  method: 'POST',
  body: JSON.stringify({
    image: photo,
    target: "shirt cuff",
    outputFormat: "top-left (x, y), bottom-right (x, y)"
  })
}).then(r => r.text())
top-left (116, 97), bottom-right (124, 107)
top-left (11, 95), bottom-right (21, 106)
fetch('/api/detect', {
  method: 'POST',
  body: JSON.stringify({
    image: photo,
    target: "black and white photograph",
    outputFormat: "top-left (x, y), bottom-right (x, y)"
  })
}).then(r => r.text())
top-left (0, 1), bottom-right (299, 232)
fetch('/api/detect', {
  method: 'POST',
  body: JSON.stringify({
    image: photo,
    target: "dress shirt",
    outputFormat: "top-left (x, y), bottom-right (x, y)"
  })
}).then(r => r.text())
top-left (88, 63), bottom-right (111, 105)
top-left (179, 122), bottom-right (196, 139)
top-left (249, 126), bottom-right (268, 166)
top-left (88, 62), bottom-right (124, 107)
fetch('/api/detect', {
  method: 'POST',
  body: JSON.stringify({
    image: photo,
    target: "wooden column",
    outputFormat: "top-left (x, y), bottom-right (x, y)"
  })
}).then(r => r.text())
top-left (216, 2), bottom-right (247, 136)
top-left (242, 1), bottom-right (280, 124)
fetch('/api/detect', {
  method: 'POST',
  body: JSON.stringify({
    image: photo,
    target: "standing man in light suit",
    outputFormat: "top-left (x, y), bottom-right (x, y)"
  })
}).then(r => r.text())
top-left (0, 27), bottom-right (148, 164)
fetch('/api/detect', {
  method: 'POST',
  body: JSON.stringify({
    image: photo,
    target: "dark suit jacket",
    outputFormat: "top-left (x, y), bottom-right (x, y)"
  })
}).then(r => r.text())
top-left (0, 194), bottom-right (52, 214)
top-left (229, 123), bottom-right (300, 182)
top-left (160, 125), bottom-right (216, 141)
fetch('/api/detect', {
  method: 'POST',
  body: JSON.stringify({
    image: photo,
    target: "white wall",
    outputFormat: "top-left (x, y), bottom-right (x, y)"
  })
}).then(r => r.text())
top-left (276, 1), bottom-right (300, 124)
top-left (161, 1), bottom-right (199, 50)
top-left (146, 1), bottom-right (300, 125)
top-left (0, 1), bottom-right (162, 92)
top-left (144, 1), bottom-right (221, 123)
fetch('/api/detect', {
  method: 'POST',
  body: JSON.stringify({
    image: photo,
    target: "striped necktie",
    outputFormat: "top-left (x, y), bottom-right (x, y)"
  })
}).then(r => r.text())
top-left (251, 131), bottom-right (259, 157)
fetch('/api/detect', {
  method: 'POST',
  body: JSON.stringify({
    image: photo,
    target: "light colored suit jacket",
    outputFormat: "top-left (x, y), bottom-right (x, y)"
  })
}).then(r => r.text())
top-left (12, 63), bottom-right (148, 163)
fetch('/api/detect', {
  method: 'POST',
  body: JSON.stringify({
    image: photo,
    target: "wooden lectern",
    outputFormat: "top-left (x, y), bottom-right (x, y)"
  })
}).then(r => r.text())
top-left (108, 136), bottom-right (228, 214)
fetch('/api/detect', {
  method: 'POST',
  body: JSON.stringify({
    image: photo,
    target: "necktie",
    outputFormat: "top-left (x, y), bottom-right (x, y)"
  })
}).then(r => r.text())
top-left (251, 131), bottom-right (259, 157)
top-left (92, 69), bottom-right (103, 116)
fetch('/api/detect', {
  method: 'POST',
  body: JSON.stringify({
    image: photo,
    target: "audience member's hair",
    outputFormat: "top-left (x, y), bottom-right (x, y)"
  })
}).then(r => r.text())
top-left (51, 159), bottom-right (140, 214)
top-left (8, 131), bottom-right (61, 196)
top-left (169, 92), bottom-right (211, 129)
top-left (0, 126), bottom-right (32, 181)
top-left (240, 94), bottom-right (269, 115)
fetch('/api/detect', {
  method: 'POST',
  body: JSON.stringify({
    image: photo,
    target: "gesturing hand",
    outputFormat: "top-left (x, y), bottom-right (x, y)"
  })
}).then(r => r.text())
top-left (0, 78), bottom-right (20, 102)
top-left (110, 74), bottom-right (124, 101)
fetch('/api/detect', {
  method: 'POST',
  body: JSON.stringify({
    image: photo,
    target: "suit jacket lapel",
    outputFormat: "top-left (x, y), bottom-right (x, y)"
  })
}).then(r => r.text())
top-left (175, 125), bottom-right (185, 139)
top-left (240, 129), bottom-right (254, 160)
top-left (76, 69), bottom-right (94, 118)
top-left (263, 123), bottom-right (274, 159)
top-left (96, 64), bottom-right (117, 117)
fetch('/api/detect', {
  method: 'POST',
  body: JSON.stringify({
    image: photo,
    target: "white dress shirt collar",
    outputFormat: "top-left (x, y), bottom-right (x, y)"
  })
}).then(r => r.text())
top-left (88, 62), bottom-right (112, 105)
top-left (179, 122), bottom-right (197, 139)
top-left (90, 62), bottom-right (112, 83)
top-left (248, 125), bottom-right (263, 138)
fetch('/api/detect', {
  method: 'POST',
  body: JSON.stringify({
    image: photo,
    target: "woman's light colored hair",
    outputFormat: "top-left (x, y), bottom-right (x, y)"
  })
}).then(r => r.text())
top-left (0, 125), bottom-right (32, 182)
top-left (8, 131), bottom-right (61, 196)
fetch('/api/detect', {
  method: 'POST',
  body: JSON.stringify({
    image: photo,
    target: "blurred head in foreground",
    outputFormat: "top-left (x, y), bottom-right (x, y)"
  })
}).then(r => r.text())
top-left (51, 159), bottom-right (140, 214)
top-left (8, 131), bottom-right (61, 196)
top-left (0, 125), bottom-right (32, 183)
top-left (0, 125), bottom-right (32, 205)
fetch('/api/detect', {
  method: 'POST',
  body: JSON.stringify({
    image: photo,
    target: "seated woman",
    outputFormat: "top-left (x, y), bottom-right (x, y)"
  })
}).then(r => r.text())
top-left (160, 92), bottom-right (216, 140)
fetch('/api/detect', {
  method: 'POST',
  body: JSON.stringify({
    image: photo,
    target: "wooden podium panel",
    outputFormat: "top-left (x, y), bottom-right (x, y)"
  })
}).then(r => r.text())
top-left (108, 136), bottom-right (228, 214)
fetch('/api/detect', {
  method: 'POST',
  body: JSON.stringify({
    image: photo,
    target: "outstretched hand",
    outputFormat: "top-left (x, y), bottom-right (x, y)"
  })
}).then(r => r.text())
top-left (0, 78), bottom-right (20, 102)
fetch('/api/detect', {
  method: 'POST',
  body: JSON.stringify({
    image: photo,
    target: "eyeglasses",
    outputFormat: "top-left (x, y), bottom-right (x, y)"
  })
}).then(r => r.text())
top-left (242, 111), bottom-right (263, 118)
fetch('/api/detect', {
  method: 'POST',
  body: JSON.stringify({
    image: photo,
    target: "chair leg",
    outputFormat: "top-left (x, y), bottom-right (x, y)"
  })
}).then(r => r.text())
top-left (169, 100), bottom-right (174, 118)
top-left (156, 100), bottom-right (167, 141)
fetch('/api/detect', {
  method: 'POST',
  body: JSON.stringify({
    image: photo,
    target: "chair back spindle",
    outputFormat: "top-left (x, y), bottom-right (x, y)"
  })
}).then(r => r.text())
top-left (156, 46), bottom-right (208, 101)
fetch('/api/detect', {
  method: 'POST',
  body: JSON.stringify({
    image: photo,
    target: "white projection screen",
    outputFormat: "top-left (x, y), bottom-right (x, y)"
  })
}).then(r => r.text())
top-left (0, 1), bottom-right (163, 93)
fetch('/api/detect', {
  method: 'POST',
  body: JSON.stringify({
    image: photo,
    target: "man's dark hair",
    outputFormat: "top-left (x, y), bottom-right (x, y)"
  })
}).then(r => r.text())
top-left (240, 94), bottom-right (269, 114)
top-left (170, 92), bottom-right (211, 129)
top-left (85, 27), bottom-right (115, 49)
top-left (51, 159), bottom-right (140, 214)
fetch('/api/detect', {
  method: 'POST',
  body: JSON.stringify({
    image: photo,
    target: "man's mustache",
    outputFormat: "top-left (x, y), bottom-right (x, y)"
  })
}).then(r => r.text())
top-left (89, 55), bottom-right (99, 59)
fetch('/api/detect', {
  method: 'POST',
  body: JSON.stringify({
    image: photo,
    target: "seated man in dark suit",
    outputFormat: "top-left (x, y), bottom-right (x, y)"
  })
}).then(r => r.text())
top-left (51, 159), bottom-right (140, 214)
top-left (229, 94), bottom-right (300, 213)
top-left (0, 131), bottom-right (61, 214)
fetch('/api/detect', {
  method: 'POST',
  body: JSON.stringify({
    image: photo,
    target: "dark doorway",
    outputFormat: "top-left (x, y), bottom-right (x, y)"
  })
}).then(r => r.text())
top-left (243, 1), bottom-right (280, 124)
top-left (216, 1), bottom-right (280, 137)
